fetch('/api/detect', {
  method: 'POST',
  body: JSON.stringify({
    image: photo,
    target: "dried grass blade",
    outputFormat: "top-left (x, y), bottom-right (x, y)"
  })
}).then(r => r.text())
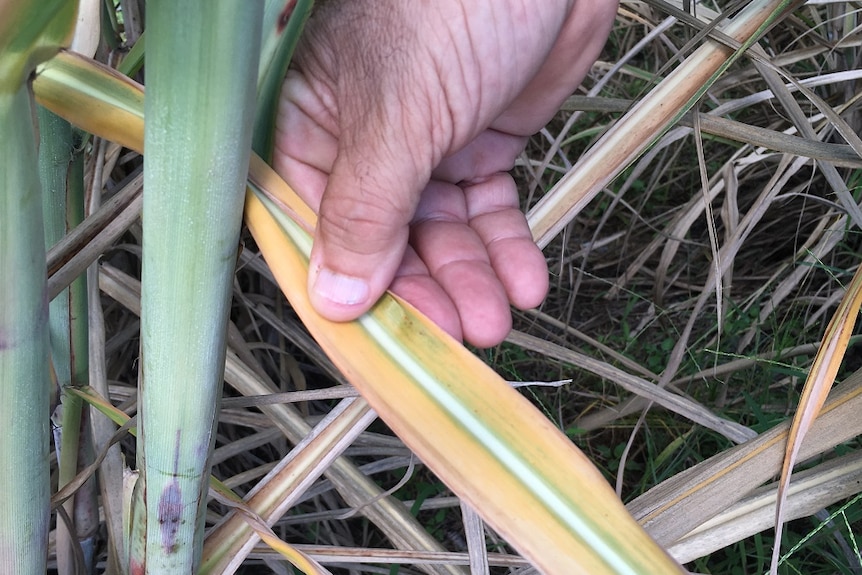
top-left (208, 488), bottom-right (334, 575)
top-left (670, 451), bottom-right (862, 563)
top-left (506, 331), bottom-right (756, 443)
top-left (46, 171), bottom-right (142, 300)
top-left (692, 107), bottom-right (723, 333)
top-left (200, 397), bottom-right (376, 573)
top-left (751, 53), bottom-right (862, 230)
top-left (50, 417), bottom-right (133, 511)
top-left (562, 96), bottom-right (862, 167)
top-left (770, 263), bottom-right (862, 574)
top-left (527, 0), bottom-right (802, 248)
top-left (247, 544), bottom-right (529, 568)
top-left (70, 0), bottom-right (99, 57)
top-left (628, 367), bottom-right (862, 547)
top-left (460, 502), bottom-right (490, 575)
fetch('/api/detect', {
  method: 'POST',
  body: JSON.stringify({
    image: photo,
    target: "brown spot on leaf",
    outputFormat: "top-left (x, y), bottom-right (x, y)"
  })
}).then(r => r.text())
top-left (278, 0), bottom-right (297, 32)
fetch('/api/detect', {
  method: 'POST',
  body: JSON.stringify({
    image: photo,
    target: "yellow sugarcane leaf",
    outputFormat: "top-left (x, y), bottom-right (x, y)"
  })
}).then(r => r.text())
top-left (33, 51), bottom-right (144, 154)
top-left (246, 164), bottom-right (685, 574)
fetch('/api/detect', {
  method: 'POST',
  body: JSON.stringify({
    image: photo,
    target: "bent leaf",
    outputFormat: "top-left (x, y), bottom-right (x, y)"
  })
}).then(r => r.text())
top-left (34, 51), bottom-right (144, 154)
top-left (770, 263), bottom-right (862, 574)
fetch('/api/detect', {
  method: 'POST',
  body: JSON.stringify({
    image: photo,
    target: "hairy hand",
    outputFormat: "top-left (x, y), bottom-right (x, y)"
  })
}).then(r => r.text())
top-left (273, 0), bottom-right (617, 347)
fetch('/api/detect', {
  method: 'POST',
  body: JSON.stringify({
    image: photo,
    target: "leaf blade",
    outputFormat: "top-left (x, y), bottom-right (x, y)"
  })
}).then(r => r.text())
top-left (770, 264), bottom-right (862, 574)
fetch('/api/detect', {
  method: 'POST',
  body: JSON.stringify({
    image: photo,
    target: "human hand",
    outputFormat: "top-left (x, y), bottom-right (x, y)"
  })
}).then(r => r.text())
top-left (273, 0), bottom-right (617, 347)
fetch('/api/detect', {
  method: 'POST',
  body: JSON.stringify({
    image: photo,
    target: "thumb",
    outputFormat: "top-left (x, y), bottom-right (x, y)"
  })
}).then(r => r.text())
top-left (308, 141), bottom-right (425, 322)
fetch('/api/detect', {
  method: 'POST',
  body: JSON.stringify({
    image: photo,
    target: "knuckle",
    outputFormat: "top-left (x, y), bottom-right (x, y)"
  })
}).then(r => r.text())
top-left (318, 193), bottom-right (407, 254)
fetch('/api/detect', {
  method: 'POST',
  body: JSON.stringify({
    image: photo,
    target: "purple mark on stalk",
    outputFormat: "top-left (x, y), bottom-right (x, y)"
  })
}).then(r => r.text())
top-left (158, 430), bottom-right (184, 553)
top-left (157, 479), bottom-right (182, 553)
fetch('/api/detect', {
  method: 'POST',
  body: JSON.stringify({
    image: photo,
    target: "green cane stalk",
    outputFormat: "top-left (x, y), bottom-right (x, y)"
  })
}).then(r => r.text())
top-left (130, 2), bottom-right (263, 571)
top-left (0, 82), bottom-right (53, 575)
top-left (38, 105), bottom-right (97, 575)
top-left (0, 1), bottom-right (77, 572)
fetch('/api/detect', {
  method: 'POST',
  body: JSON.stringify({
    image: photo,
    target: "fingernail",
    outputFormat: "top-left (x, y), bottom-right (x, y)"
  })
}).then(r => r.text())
top-left (312, 267), bottom-right (370, 306)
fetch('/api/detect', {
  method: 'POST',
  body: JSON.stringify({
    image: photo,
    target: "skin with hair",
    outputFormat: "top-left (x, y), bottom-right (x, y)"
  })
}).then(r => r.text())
top-left (274, 0), bottom-right (618, 347)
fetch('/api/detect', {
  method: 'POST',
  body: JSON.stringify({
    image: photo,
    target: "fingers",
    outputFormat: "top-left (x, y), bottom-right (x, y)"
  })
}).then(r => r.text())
top-left (431, 130), bottom-right (528, 184)
top-left (275, 77), bottom-right (547, 345)
top-left (269, 0), bottom-right (593, 343)
top-left (306, 64), bottom-right (444, 319)
top-left (411, 177), bottom-right (547, 347)
top-left (281, 2), bottom-right (456, 323)
top-left (464, 173), bottom-right (548, 310)
top-left (277, 30), bottom-right (440, 321)
top-left (390, 246), bottom-right (464, 341)
top-left (275, 68), bottom-right (548, 345)
top-left (411, 196), bottom-right (511, 347)
top-left (274, 67), bottom-right (464, 330)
